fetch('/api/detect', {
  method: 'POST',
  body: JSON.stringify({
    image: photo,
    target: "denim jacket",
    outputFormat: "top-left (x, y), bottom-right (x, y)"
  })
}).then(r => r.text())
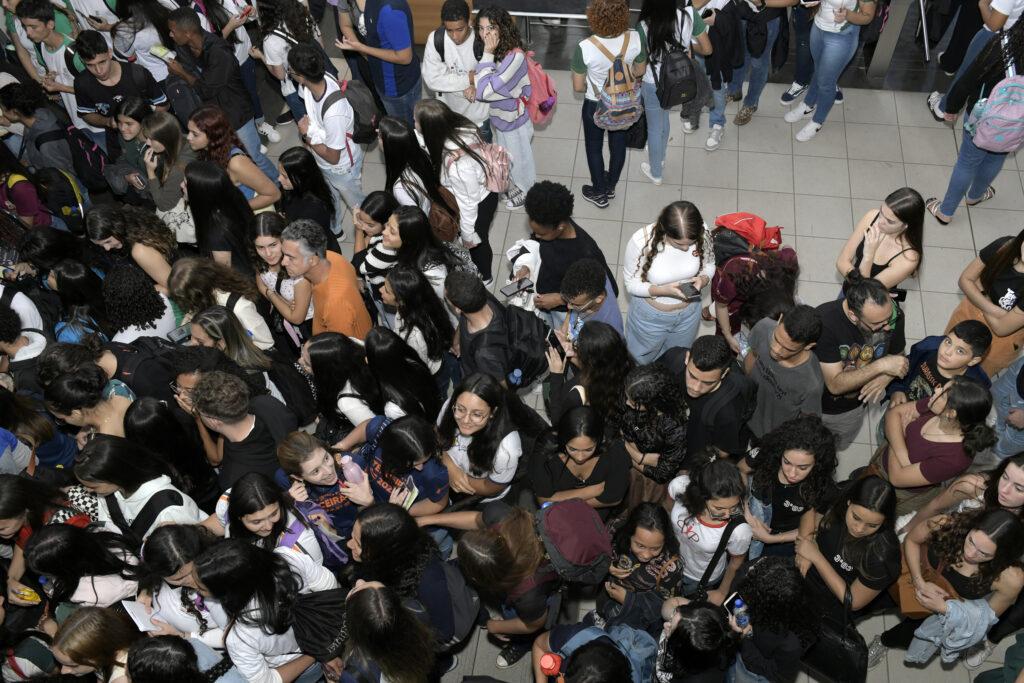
top-left (905, 598), bottom-right (997, 664)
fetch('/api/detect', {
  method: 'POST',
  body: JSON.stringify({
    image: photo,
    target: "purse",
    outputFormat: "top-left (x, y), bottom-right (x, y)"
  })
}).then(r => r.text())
top-left (889, 545), bottom-right (961, 619)
top-left (801, 587), bottom-right (868, 683)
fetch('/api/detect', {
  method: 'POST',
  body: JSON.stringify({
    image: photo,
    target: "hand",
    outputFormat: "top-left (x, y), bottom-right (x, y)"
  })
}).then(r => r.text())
top-left (11, 262), bottom-right (36, 279)
top-left (38, 616), bottom-right (57, 636)
top-left (1007, 409), bottom-right (1024, 430)
top-left (914, 582), bottom-right (949, 614)
top-left (794, 533), bottom-right (821, 564)
top-left (833, 7), bottom-right (848, 21)
top-left (863, 224), bottom-right (884, 255)
top-left (226, 11), bottom-right (247, 32)
top-left (149, 618), bottom-right (185, 637)
top-left (86, 15), bottom-right (113, 30)
top-left (388, 484), bottom-right (411, 506)
top-left (705, 588), bottom-right (725, 606)
top-left (623, 440), bottom-right (645, 467)
top-left (890, 391), bottom-right (908, 407)
top-left (514, 265), bottom-right (530, 281)
top-left (859, 374), bottom-right (891, 404)
top-left (545, 344), bottom-right (566, 374)
top-left (248, 46), bottom-right (264, 61)
top-left (164, 58), bottom-right (186, 78)
top-left (724, 334), bottom-right (743, 356)
top-left (7, 579), bottom-right (37, 607)
top-left (338, 469), bottom-right (375, 506)
top-left (690, 274), bottom-right (709, 291)
top-left (604, 580), bottom-right (627, 604)
top-left (336, 36), bottom-right (364, 53)
top-left (174, 391), bottom-right (194, 415)
top-left (795, 554), bottom-right (811, 576)
top-left (137, 589), bottom-right (152, 612)
top-left (288, 477), bottom-right (309, 502)
top-left (745, 512), bottom-right (774, 543)
top-left (608, 563), bottom-right (631, 580)
top-left (728, 612), bottom-right (753, 636)
top-left (462, 234), bottom-right (481, 249)
top-left (462, 85), bottom-right (476, 102)
top-left (75, 429), bottom-right (91, 451)
top-left (447, 464), bottom-right (475, 495)
top-left (883, 355), bottom-right (910, 379)
top-left (143, 147), bottom-right (159, 173)
top-left (297, 115), bottom-right (310, 136)
top-left (321, 658), bottom-right (344, 682)
top-left (533, 292), bottom-right (562, 310)
top-left (41, 74), bottom-right (59, 93)
top-left (308, 512), bottom-right (331, 531)
top-left (704, 8), bottom-right (717, 25)
top-left (660, 280), bottom-right (696, 300)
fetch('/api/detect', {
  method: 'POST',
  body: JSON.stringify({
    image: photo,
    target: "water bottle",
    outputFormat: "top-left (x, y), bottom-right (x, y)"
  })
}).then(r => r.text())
top-left (507, 368), bottom-right (522, 387)
top-left (340, 455), bottom-right (364, 484)
top-left (733, 598), bottom-right (749, 628)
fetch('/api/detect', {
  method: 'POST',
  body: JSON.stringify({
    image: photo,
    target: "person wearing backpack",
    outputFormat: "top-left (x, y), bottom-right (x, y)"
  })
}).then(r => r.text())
top-left (0, 143), bottom-right (66, 230)
top-left (474, 5), bottom-right (535, 210)
top-left (0, 83), bottom-right (74, 176)
top-left (249, 0), bottom-right (319, 125)
top-left (416, 98), bottom-right (499, 284)
top-left (287, 44), bottom-right (366, 239)
top-left (928, 21), bottom-right (1024, 224)
top-left (637, 0), bottom-right (710, 181)
top-left (572, 0), bottom-right (647, 209)
top-left (445, 269), bottom-right (511, 379)
top-left (0, 301), bottom-right (48, 394)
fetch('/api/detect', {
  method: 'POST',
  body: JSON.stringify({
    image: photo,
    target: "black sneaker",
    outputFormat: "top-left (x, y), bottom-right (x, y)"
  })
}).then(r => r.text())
top-left (496, 642), bottom-right (531, 668)
top-left (605, 187), bottom-right (616, 199)
top-left (581, 185), bottom-right (608, 209)
top-left (276, 110), bottom-right (295, 125)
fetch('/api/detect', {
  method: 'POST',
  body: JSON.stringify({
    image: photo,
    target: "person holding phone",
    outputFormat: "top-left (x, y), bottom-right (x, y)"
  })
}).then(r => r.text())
top-left (623, 200), bottom-right (715, 364)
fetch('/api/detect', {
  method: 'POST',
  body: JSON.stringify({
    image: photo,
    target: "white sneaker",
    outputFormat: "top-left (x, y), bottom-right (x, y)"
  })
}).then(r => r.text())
top-left (640, 161), bottom-right (662, 185)
top-left (256, 121), bottom-right (281, 143)
top-left (795, 121), bottom-right (821, 142)
top-left (964, 640), bottom-right (996, 669)
top-left (682, 119), bottom-right (697, 134)
top-left (927, 91), bottom-right (945, 122)
top-left (784, 104), bottom-right (815, 123)
top-left (260, 144), bottom-right (268, 155)
top-left (705, 124), bottom-right (724, 151)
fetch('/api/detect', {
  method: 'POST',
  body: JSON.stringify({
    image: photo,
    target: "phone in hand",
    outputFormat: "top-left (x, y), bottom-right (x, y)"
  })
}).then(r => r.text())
top-left (679, 281), bottom-right (702, 301)
top-left (87, 14), bottom-right (102, 22)
top-left (167, 321), bottom-right (191, 344)
top-left (128, 173), bottom-right (145, 190)
top-left (723, 591), bottom-right (740, 614)
top-left (500, 277), bottom-right (534, 298)
top-left (149, 44), bottom-right (176, 60)
top-left (546, 329), bottom-right (566, 361)
top-left (701, 8), bottom-right (713, 17)
top-left (240, 5), bottom-right (253, 18)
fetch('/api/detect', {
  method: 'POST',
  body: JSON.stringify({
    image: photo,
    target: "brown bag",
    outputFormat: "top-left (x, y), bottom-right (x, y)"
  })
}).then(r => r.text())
top-left (888, 545), bottom-right (961, 619)
top-left (429, 187), bottom-right (461, 243)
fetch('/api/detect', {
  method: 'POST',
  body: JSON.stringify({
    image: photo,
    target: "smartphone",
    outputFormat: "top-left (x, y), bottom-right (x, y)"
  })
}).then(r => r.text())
top-left (87, 14), bottom-right (102, 21)
top-left (167, 321), bottom-right (191, 344)
top-left (149, 44), bottom-right (175, 60)
top-left (500, 277), bottom-right (534, 297)
top-left (399, 475), bottom-right (419, 511)
top-left (240, 5), bottom-right (253, 17)
top-left (723, 591), bottom-right (740, 615)
top-left (128, 173), bottom-right (145, 190)
top-left (679, 281), bottom-right (702, 302)
top-left (546, 329), bottom-right (566, 360)
top-left (701, 8), bottom-right (713, 17)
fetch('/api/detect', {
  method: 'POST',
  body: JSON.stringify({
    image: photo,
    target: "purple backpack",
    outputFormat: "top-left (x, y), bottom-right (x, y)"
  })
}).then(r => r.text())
top-left (966, 74), bottom-right (1024, 153)
top-left (281, 499), bottom-right (349, 569)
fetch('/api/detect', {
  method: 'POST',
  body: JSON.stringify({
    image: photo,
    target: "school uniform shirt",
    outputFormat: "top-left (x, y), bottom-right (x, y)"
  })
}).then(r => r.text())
top-left (393, 312), bottom-right (441, 374)
top-left (262, 27), bottom-right (300, 98)
top-left (362, 0), bottom-right (420, 98)
top-left (273, 468), bottom-right (359, 537)
top-left (0, 285), bottom-right (42, 331)
top-left (991, 0), bottom-right (1024, 28)
top-left (421, 28), bottom-right (489, 125)
top-left (9, 15), bottom-right (46, 77)
top-left (392, 168), bottom-right (432, 213)
top-left (805, 519), bottom-right (900, 617)
top-left (39, 38), bottom-right (103, 134)
top-left (358, 416), bottom-right (450, 505)
top-left (438, 397), bottom-right (521, 502)
top-left (67, 556), bottom-right (138, 607)
top-left (335, 380), bottom-right (375, 427)
top-left (638, 10), bottom-right (706, 85)
top-left (191, 0), bottom-right (252, 66)
top-left (746, 317), bottom-right (824, 438)
top-left (95, 474), bottom-right (206, 541)
top-left (152, 584), bottom-right (229, 650)
top-left (299, 79), bottom-right (362, 173)
top-left (74, 61), bottom-right (167, 121)
top-left (668, 475), bottom-right (752, 584)
top-left (572, 30), bottom-right (647, 102)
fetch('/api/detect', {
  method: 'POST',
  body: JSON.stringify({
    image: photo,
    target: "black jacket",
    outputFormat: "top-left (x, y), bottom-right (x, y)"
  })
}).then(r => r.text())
top-left (174, 30), bottom-right (253, 130)
top-left (704, 1), bottom-right (746, 89)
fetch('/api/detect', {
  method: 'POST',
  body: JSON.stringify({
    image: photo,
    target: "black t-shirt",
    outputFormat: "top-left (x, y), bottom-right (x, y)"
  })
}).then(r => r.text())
top-left (529, 439), bottom-right (631, 520)
top-left (740, 627), bottom-right (805, 682)
top-left (205, 221), bottom-right (254, 277)
top-left (812, 299), bottom-right (906, 415)
top-left (769, 480), bottom-right (806, 533)
top-left (535, 223), bottom-right (617, 312)
top-left (218, 394), bottom-right (298, 489)
top-left (73, 62), bottom-right (166, 118)
top-left (904, 354), bottom-right (946, 402)
top-left (481, 501), bottom-right (558, 621)
top-left (805, 520), bottom-right (900, 612)
top-left (459, 297), bottom-right (509, 381)
top-left (978, 236), bottom-right (1024, 310)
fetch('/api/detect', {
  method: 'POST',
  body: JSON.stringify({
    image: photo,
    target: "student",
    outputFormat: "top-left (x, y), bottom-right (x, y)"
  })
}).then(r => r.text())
top-left (559, 257), bottom-right (623, 342)
top-left (280, 219), bottom-right (371, 339)
top-left (103, 97), bottom-right (155, 206)
top-left (725, 0), bottom-right (785, 130)
top-left (140, 110), bottom-right (197, 233)
top-left (110, 0), bottom-right (175, 87)
top-left (992, 358), bottom-right (1024, 461)
top-left (48, 258), bottom-right (111, 342)
top-left (51, 607), bottom-right (145, 683)
top-left (299, 332), bottom-right (382, 443)
top-left (532, 628), bottom-right (638, 683)
top-left (382, 205), bottom-right (462, 324)
top-left (0, 82), bottom-right (73, 172)
top-left (127, 636), bottom-right (243, 683)
top-left (249, 0), bottom-right (317, 125)
top-left (0, 146), bottom-right (60, 229)
top-left (183, 161), bottom-right (260, 274)
top-left (547, 321), bottom-right (636, 425)
top-left (2, 0), bottom-right (76, 85)
top-left (251, 212), bottom-right (314, 356)
top-left (383, 264), bottom-right (455, 380)
top-left (86, 204), bottom-right (177, 292)
top-left (444, 269), bottom-right (509, 381)
top-left (275, 431), bottom-right (360, 536)
top-left (364, 326), bottom-right (441, 420)
top-left (813, 273), bottom-right (908, 451)
top-left (887, 320), bottom-right (993, 411)
top-left (24, 524), bottom-right (138, 607)
top-left (35, 333), bottom-right (175, 402)
top-left (288, 43), bottom-right (365, 236)
top-left (379, 115), bottom-right (458, 227)
top-left (189, 370), bottom-right (297, 489)
top-left (421, 0), bottom-right (490, 140)
top-left (44, 364), bottom-right (134, 443)
top-left (276, 147), bottom-right (343, 247)
top-left (743, 305), bottom-right (825, 439)
top-left (654, 600), bottom-right (740, 682)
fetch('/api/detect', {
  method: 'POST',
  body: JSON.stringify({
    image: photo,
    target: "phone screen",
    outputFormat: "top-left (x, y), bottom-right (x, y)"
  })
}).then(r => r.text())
top-left (680, 282), bottom-right (702, 301)
top-left (500, 278), bottom-right (533, 298)
top-left (167, 322), bottom-right (191, 344)
top-left (723, 592), bottom-right (739, 614)
top-left (546, 329), bottom-right (566, 360)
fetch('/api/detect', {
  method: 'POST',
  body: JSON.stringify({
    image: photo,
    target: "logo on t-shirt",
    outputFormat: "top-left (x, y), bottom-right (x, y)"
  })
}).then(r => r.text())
top-left (999, 288), bottom-right (1018, 311)
top-left (837, 329), bottom-right (891, 374)
top-left (834, 553), bottom-right (853, 573)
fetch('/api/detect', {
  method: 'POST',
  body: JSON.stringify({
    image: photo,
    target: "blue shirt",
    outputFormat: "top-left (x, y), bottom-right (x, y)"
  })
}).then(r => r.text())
top-left (567, 278), bottom-right (624, 343)
top-left (359, 416), bottom-right (450, 505)
top-left (273, 468), bottom-right (359, 538)
top-left (364, 0), bottom-right (421, 97)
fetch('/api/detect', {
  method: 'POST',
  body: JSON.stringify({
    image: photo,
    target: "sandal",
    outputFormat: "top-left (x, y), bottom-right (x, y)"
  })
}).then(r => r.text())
top-left (966, 185), bottom-right (996, 206)
top-left (926, 197), bottom-right (952, 225)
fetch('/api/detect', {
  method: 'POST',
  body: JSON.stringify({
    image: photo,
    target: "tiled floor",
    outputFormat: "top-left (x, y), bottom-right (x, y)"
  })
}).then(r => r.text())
top-left (265, 61), bottom-right (1024, 681)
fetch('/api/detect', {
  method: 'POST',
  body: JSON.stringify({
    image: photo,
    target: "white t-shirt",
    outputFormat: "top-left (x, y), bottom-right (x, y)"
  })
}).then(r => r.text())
top-left (575, 30), bottom-right (645, 102)
top-left (668, 475), bottom-right (753, 583)
top-left (112, 293), bottom-right (178, 344)
top-left (421, 28), bottom-right (490, 125)
top-left (192, 0), bottom-right (252, 65)
top-left (11, 18), bottom-right (45, 77)
top-left (622, 223), bottom-right (716, 305)
top-left (262, 29), bottom-right (297, 97)
top-left (65, 0), bottom-right (116, 44)
top-left (0, 285), bottom-right (43, 331)
top-left (299, 79), bottom-right (362, 173)
top-left (814, 0), bottom-right (860, 32)
top-left (438, 398), bottom-right (521, 501)
top-left (152, 584), bottom-right (229, 650)
top-left (393, 170), bottom-right (432, 213)
top-left (991, 0), bottom-right (1024, 29)
top-left (336, 380), bottom-right (374, 426)
top-left (639, 9), bottom-right (700, 85)
top-left (394, 311), bottom-right (442, 374)
top-left (97, 475), bottom-right (206, 541)
top-left (114, 22), bottom-right (169, 82)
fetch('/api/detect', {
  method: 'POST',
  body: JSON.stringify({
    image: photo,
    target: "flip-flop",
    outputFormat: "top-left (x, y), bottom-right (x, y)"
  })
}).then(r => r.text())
top-left (966, 186), bottom-right (996, 206)
top-left (926, 198), bottom-right (951, 225)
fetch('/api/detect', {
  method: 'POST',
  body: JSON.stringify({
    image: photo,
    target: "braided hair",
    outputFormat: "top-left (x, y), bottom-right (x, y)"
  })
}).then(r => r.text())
top-left (639, 201), bottom-right (708, 283)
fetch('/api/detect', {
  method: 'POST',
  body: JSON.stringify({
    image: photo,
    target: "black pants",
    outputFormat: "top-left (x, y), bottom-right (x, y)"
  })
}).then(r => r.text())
top-left (990, 594), bottom-right (1024, 644)
top-left (468, 192), bottom-right (499, 281)
top-left (938, 0), bottom-right (984, 72)
top-left (881, 616), bottom-right (925, 649)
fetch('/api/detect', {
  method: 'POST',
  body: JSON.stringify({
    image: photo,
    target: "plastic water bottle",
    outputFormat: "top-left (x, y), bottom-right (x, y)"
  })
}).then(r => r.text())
top-left (733, 599), bottom-right (750, 628)
top-left (507, 368), bottom-right (523, 387)
top-left (340, 455), bottom-right (364, 484)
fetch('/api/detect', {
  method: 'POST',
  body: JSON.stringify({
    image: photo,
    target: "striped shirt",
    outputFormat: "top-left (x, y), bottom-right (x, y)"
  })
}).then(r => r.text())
top-left (358, 234), bottom-right (398, 292)
top-left (475, 50), bottom-right (531, 132)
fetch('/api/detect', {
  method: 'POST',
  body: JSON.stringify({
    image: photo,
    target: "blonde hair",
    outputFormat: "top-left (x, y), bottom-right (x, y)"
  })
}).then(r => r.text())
top-left (53, 607), bottom-right (143, 680)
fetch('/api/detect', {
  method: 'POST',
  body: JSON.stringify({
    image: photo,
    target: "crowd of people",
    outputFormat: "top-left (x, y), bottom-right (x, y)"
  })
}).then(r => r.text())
top-left (0, 0), bottom-right (1021, 680)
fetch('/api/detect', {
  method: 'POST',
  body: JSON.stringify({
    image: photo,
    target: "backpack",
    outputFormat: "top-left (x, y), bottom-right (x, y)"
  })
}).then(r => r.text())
top-left (432, 27), bottom-right (483, 62)
top-left (11, 170), bottom-right (87, 234)
top-left (33, 126), bottom-right (109, 192)
top-left (321, 79), bottom-right (382, 145)
top-left (271, 29), bottom-right (339, 80)
top-left (859, 0), bottom-right (892, 44)
top-left (284, 499), bottom-right (349, 570)
top-left (428, 186), bottom-right (461, 243)
top-left (966, 73), bottom-right (1024, 154)
top-left (478, 299), bottom-right (550, 387)
top-left (653, 14), bottom-right (700, 109)
top-left (588, 33), bottom-right (643, 131)
top-left (513, 48), bottom-right (557, 125)
top-left (118, 336), bottom-right (178, 374)
top-left (535, 499), bottom-right (613, 585)
top-left (712, 212), bottom-right (783, 264)
top-left (550, 624), bottom-right (658, 683)
top-left (443, 142), bottom-right (512, 194)
top-left (103, 488), bottom-right (184, 550)
top-left (437, 560), bottom-right (483, 647)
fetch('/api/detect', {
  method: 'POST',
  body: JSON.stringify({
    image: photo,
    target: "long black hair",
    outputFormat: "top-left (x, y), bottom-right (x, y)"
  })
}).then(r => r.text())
top-left (638, 0), bottom-right (687, 66)
top-left (24, 525), bottom-right (136, 604)
top-left (413, 98), bottom-right (485, 181)
top-left (124, 397), bottom-right (214, 503)
top-left (437, 373), bottom-right (514, 476)
top-left (113, 0), bottom-right (172, 50)
top-left (226, 472), bottom-right (306, 551)
top-left (378, 415), bottom-right (443, 478)
top-left (575, 321), bottom-right (636, 424)
top-left (534, 406), bottom-right (609, 492)
top-left (256, 0), bottom-right (316, 43)
top-left (392, 205), bottom-right (460, 271)
top-left (128, 635), bottom-right (233, 683)
top-left (50, 259), bottom-right (112, 339)
top-left (379, 116), bottom-right (456, 218)
top-left (353, 504), bottom-right (438, 598)
top-left (818, 475), bottom-right (899, 585)
top-left (74, 435), bottom-right (184, 495)
top-left (306, 332), bottom-right (384, 421)
top-left (750, 415), bottom-right (838, 511)
top-left (0, 474), bottom-right (72, 536)
top-left (386, 263), bottom-right (454, 364)
top-left (278, 146), bottom-right (335, 222)
top-left (612, 500), bottom-right (680, 559)
top-left (184, 160), bottom-right (255, 263)
top-left (137, 525), bottom-right (220, 635)
top-left (364, 326), bottom-right (441, 421)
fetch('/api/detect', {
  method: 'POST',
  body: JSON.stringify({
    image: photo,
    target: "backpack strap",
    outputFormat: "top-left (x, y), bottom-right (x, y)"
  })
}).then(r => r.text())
top-left (508, 563), bottom-right (558, 601)
top-left (318, 89), bottom-right (354, 166)
top-left (103, 488), bottom-right (184, 548)
top-left (278, 515), bottom-right (307, 551)
top-left (225, 292), bottom-right (241, 312)
top-left (697, 516), bottom-right (741, 590)
top-left (33, 129), bottom-right (66, 151)
top-left (433, 26), bottom-right (445, 62)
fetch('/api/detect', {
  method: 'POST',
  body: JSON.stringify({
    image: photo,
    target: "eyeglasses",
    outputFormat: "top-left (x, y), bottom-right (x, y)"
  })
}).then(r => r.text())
top-left (562, 293), bottom-right (598, 312)
top-left (862, 304), bottom-right (900, 332)
top-left (169, 381), bottom-right (193, 397)
top-left (453, 403), bottom-right (490, 424)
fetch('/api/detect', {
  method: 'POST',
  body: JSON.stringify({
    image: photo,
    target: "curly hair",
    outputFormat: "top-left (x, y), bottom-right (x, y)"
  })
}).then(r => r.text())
top-left (257, 0), bottom-right (317, 44)
top-left (678, 451), bottom-right (746, 524)
top-left (736, 557), bottom-right (819, 648)
top-left (85, 204), bottom-right (177, 261)
top-left (102, 262), bottom-right (167, 333)
top-left (750, 415), bottom-right (838, 511)
top-left (929, 508), bottom-right (1024, 593)
top-left (524, 180), bottom-right (574, 229)
top-left (729, 249), bottom-right (800, 329)
top-left (189, 105), bottom-right (244, 170)
top-left (474, 5), bottom-right (522, 61)
top-left (640, 201), bottom-right (708, 283)
top-left (587, 0), bottom-right (630, 37)
top-left (619, 363), bottom-right (686, 421)
top-left (166, 257), bottom-right (258, 315)
top-left (576, 321), bottom-right (636, 424)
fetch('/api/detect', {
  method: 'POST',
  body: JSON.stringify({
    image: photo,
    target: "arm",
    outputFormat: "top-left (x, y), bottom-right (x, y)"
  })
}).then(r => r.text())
top-left (407, 491), bottom-right (449, 517)
top-left (875, 251), bottom-right (921, 290)
top-left (984, 305), bottom-right (1024, 338)
top-left (716, 301), bottom-right (741, 354)
top-left (82, 112), bottom-right (114, 129)
top-left (835, 1), bottom-right (876, 25)
top-left (338, 6), bottom-right (413, 65)
top-left (476, 51), bottom-right (528, 102)
top-left (414, 509), bottom-right (484, 530)
top-left (798, 532), bottom-right (884, 609)
top-left (958, 257), bottom-right (1005, 316)
top-left (227, 155), bottom-right (280, 210)
top-left (572, 70), bottom-right (586, 93)
top-left (421, 31), bottom-right (472, 93)
top-left (692, 31), bottom-right (712, 56)
top-left (536, 483), bottom-right (613, 508)
top-left (707, 553), bottom-right (746, 604)
top-left (883, 400), bottom-right (921, 468)
top-left (10, 35), bottom-right (42, 84)
top-left (820, 355), bottom-right (904, 397)
top-left (211, 251), bottom-right (233, 269)
top-left (836, 215), bottom-right (869, 279)
top-left (990, 567), bottom-right (1024, 617)
top-left (488, 612), bottom-right (547, 636)
top-left (900, 473), bottom-right (984, 538)
top-left (980, 0), bottom-right (1008, 30)
top-left (339, 38), bottom-right (413, 65)
top-left (532, 632), bottom-right (550, 683)
top-left (261, 277), bottom-right (312, 325)
top-left (131, 243), bottom-right (172, 290)
top-left (275, 655), bottom-right (317, 683)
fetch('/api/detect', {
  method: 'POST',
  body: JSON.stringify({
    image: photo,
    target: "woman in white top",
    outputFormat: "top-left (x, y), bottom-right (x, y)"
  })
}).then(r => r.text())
top-left (783, 0), bottom-right (876, 141)
top-left (572, 0), bottom-right (647, 208)
top-left (437, 372), bottom-right (522, 502)
top-left (252, 213), bottom-right (314, 356)
top-left (415, 98), bottom-right (498, 283)
top-left (379, 116), bottom-right (461, 229)
top-left (24, 525), bottom-right (138, 607)
top-left (113, 0), bottom-right (175, 85)
top-left (249, 0), bottom-right (319, 122)
top-left (380, 264), bottom-right (455, 379)
top-left (637, 0), bottom-right (711, 179)
top-left (623, 200), bottom-right (715, 364)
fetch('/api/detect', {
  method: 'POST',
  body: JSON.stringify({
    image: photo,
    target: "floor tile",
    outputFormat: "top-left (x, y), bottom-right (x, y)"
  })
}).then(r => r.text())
top-left (683, 148), bottom-right (739, 189)
top-left (624, 146), bottom-right (684, 186)
top-left (900, 125), bottom-right (959, 166)
top-left (534, 102), bottom-right (583, 140)
top-left (792, 235), bottom-right (847, 285)
top-left (534, 137), bottom-right (580, 177)
top-left (737, 115), bottom-right (795, 155)
top-left (795, 194), bottom-right (855, 239)
top-left (920, 292), bottom-right (963, 337)
top-left (848, 160), bottom-right (907, 200)
top-left (793, 155), bottom-right (850, 197)
top-left (894, 90), bottom-right (949, 129)
top-left (846, 123), bottom-right (904, 162)
top-left (917, 246), bottom-right (976, 293)
top-left (790, 118), bottom-right (849, 158)
top-left (578, 216), bottom-right (626, 266)
top-left (903, 163), bottom-right (964, 209)
top-left (842, 88), bottom-right (899, 125)
top-left (737, 190), bottom-right (795, 230)
top-left (738, 152), bottom-right (794, 194)
top-left (681, 186), bottom-right (738, 219)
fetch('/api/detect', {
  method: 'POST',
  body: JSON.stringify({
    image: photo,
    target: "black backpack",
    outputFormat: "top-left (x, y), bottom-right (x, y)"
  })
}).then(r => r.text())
top-left (431, 26), bottom-right (484, 62)
top-left (103, 488), bottom-right (184, 550)
top-left (271, 30), bottom-right (339, 80)
top-left (320, 79), bottom-right (382, 145)
top-left (33, 168), bottom-right (87, 233)
top-left (655, 47), bottom-right (699, 109)
top-left (478, 299), bottom-right (550, 387)
top-left (33, 127), bottom-right (109, 192)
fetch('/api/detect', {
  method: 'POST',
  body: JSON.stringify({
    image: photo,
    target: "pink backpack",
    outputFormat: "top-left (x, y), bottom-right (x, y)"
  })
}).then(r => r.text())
top-left (514, 48), bottom-right (557, 125)
top-left (966, 74), bottom-right (1024, 154)
top-left (444, 142), bottom-right (513, 193)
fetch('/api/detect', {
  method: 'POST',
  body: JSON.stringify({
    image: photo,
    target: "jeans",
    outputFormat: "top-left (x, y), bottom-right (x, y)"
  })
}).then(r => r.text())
top-left (805, 25), bottom-right (860, 125)
top-left (478, 121), bottom-right (493, 144)
top-left (727, 17), bottom-right (781, 107)
top-left (238, 56), bottom-right (264, 123)
top-left (379, 74), bottom-right (423, 125)
top-left (322, 157), bottom-right (366, 236)
top-left (494, 120), bottom-right (536, 193)
top-left (939, 0), bottom-right (985, 73)
top-left (940, 27), bottom-right (995, 111)
top-left (792, 4), bottom-right (814, 85)
top-left (3, 133), bottom-right (21, 157)
top-left (469, 191), bottom-right (499, 280)
top-left (625, 297), bottom-right (701, 365)
top-left (728, 653), bottom-right (771, 683)
top-left (293, 661), bottom-right (324, 683)
top-left (939, 129), bottom-right (1008, 217)
top-left (581, 98), bottom-right (628, 195)
top-left (641, 80), bottom-right (668, 178)
top-left (235, 118), bottom-right (279, 184)
top-left (284, 91), bottom-right (307, 121)
top-left (696, 55), bottom-right (728, 126)
top-left (990, 357), bottom-right (1024, 460)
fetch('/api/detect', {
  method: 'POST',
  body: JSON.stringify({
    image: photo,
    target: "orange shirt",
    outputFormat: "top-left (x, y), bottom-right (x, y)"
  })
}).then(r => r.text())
top-left (311, 251), bottom-right (372, 340)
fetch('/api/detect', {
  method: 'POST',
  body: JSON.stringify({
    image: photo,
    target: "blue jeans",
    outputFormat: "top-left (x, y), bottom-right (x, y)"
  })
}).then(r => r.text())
top-left (939, 128), bottom-right (1009, 217)
top-left (379, 74), bottom-right (422, 125)
top-left (494, 120), bottom-right (535, 193)
top-left (641, 80), bottom-right (668, 178)
top-left (321, 157), bottom-right (365, 235)
top-left (696, 55), bottom-right (728, 126)
top-left (792, 4), bottom-right (814, 85)
top-left (293, 661), bottom-right (324, 683)
top-left (284, 91), bottom-right (307, 121)
top-left (940, 26), bottom-right (995, 111)
top-left (235, 118), bottom-right (279, 184)
top-left (805, 25), bottom-right (860, 125)
top-left (625, 297), bottom-right (701, 365)
top-left (993, 357), bottom-right (1024, 459)
top-left (581, 98), bottom-right (628, 195)
top-left (727, 17), bottom-right (781, 107)
top-left (478, 121), bottom-right (492, 144)
top-left (238, 57), bottom-right (264, 123)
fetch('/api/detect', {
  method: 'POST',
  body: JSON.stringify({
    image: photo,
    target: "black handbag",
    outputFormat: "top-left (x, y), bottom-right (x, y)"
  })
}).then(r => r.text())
top-left (801, 587), bottom-right (868, 683)
top-left (626, 112), bottom-right (648, 150)
top-left (292, 588), bottom-right (349, 662)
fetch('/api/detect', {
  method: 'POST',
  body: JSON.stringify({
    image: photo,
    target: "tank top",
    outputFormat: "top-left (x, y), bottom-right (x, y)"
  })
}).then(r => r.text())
top-left (928, 546), bottom-right (992, 600)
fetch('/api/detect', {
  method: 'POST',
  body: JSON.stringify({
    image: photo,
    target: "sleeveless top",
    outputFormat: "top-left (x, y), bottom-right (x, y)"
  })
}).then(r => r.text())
top-left (928, 546), bottom-right (992, 600)
top-left (229, 147), bottom-right (257, 200)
